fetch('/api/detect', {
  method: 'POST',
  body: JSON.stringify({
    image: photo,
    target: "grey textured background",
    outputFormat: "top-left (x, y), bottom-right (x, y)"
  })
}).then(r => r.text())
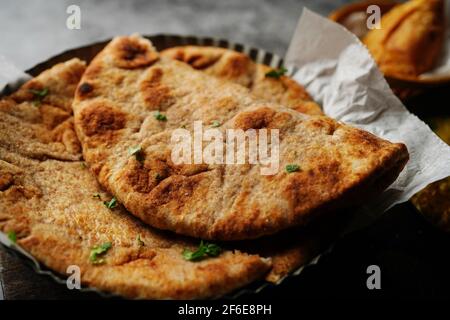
top-left (0, 0), bottom-right (349, 70)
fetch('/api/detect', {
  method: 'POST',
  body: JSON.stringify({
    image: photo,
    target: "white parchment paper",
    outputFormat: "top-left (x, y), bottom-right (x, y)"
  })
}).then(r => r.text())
top-left (286, 9), bottom-right (450, 230)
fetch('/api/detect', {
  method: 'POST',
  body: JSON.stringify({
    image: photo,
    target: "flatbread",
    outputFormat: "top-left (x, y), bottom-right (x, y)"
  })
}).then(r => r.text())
top-left (73, 35), bottom-right (409, 241)
top-left (0, 55), bottom-right (341, 292)
top-left (163, 45), bottom-right (341, 280)
top-left (161, 46), bottom-right (323, 116)
top-left (0, 58), bottom-right (84, 160)
top-left (0, 59), bottom-right (270, 299)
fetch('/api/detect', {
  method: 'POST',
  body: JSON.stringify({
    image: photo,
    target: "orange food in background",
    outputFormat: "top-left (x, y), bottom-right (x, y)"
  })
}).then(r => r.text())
top-left (363, 0), bottom-right (445, 78)
top-left (412, 117), bottom-right (450, 232)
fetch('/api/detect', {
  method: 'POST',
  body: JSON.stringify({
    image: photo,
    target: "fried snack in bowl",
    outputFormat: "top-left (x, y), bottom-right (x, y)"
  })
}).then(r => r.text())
top-left (363, 0), bottom-right (446, 79)
top-left (412, 117), bottom-right (450, 232)
top-left (329, 0), bottom-right (398, 38)
top-left (330, 0), bottom-right (449, 100)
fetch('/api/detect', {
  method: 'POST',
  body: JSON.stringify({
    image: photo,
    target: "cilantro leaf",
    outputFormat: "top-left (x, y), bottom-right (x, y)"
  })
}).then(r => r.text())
top-left (29, 87), bottom-right (49, 106)
top-left (128, 145), bottom-right (144, 163)
top-left (7, 231), bottom-right (17, 244)
top-left (285, 164), bottom-right (300, 173)
top-left (265, 67), bottom-right (288, 79)
top-left (154, 111), bottom-right (167, 121)
top-left (89, 242), bottom-right (112, 264)
top-left (183, 240), bottom-right (222, 261)
top-left (29, 87), bottom-right (49, 97)
top-left (204, 242), bottom-right (221, 256)
top-left (137, 235), bottom-right (145, 247)
top-left (128, 145), bottom-right (141, 155)
top-left (103, 197), bottom-right (118, 209)
top-left (211, 120), bottom-right (221, 128)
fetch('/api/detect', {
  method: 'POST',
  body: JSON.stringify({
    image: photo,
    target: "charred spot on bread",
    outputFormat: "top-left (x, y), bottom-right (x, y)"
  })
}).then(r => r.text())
top-left (77, 82), bottom-right (94, 98)
top-left (112, 36), bottom-right (159, 69)
top-left (79, 101), bottom-right (127, 137)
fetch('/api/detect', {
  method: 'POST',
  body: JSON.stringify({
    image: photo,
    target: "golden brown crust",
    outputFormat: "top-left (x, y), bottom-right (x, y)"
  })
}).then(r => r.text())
top-left (0, 59), bottom-right (86, 161)
top-left (11, 58), bottom-right (86, 112)
top-left (73, 35), bottom-right (409, 241)
top-left (161, 46), bottom-right (323, 116)
top-left (0, 152), bottom-right (271, 299)
top-left (111, 35), bottom-right (159, 69)
top-left (0, 59), bottom-right (271, 299)
top-left (163, 46), bottom-right (254, 87)
top-left (140, 67), bottom-right (173, 110)
top-left (363, 0), bottom-right (445, 78)
top-left (78, 101), bottom-right (127, 137)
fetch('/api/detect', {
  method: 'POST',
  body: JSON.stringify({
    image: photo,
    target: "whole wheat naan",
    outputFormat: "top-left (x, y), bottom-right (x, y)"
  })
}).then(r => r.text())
top-left (73, 35), bottom-right (409, 241)
top-left (0, 54), bottom-right (347, 292)
top-left (162, 45), bottom-right (344, 281)
top-left (161, 45), bottom-right (323, 116)
top-left (0, 59), bottom-right (271, 299)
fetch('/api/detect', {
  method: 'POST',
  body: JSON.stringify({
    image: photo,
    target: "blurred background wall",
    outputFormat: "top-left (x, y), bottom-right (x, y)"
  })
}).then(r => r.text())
top-left (0, 0), bottom-right (351, 69)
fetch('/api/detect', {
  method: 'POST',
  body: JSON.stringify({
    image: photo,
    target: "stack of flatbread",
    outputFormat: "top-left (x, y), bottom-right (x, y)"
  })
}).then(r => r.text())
top-left (0, 35), bottom-right (409, 299)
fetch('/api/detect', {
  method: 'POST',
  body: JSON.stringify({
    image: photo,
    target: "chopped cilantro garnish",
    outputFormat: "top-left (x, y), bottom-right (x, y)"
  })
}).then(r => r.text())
top-left (265, 67), bottom-right (288, 79)
top-left (211, 120), bottom-right (221, 128)
top-left (89, 242), bottom-right (112, 264)
top-left (137, 235), bottom-right (145, 247)
top-left (183, 240), bottom-right (221, 261)
top-left (128, 145), bottom-right (144, 163)
top-left (103, 197), bottom-right (117, 209)
top-left (7, 231), bottom-right (17, 244)
top-left (285, 164), bottom-right (300, 173)
top-left (29, 87), bottom-right (49, 106)
top-left (29, 87), bottom-right (49, 97)
top-left (154, 111), bottom-right (167, 121)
